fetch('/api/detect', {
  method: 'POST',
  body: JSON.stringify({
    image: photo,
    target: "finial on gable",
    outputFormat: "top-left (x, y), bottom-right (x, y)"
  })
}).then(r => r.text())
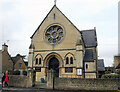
top-left (54, 0), bottom-right (57, 6)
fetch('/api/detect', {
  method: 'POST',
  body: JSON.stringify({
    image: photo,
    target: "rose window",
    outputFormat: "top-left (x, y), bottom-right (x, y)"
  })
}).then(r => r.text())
top-left (45, 25), bottom-right (64, 44)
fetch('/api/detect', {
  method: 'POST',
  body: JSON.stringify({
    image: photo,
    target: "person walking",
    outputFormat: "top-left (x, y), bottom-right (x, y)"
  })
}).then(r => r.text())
top-left (2, 73), bottom-right (5, 87)
top-left (4, 73), bottom-right (8, 87)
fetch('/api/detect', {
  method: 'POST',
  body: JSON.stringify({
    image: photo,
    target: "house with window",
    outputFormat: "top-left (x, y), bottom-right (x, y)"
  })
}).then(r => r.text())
top-left (105, 67), bottom-right (115, 74)
top-left (28, 5), bottom-right (98, 81)
top-left (97, 59), bottom-right (105, 78)
top-left (12, 54), bottom-right (28, 72)
top-left (0, 44), bottom-right (13, 73)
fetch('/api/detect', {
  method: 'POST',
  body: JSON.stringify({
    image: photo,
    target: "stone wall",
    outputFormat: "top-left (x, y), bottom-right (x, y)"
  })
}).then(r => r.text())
top-left (8, 75), bottom-right (27, 87)
top-left (7, 70), bottom-right (35, 88)
top-left (54, 78), bottom-right (120, 91)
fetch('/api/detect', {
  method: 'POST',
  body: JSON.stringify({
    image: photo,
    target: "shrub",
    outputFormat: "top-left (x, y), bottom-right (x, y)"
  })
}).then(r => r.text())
top-left (23, 71), bottom-right (27, 76)
top-left (101, 74), bottom-right (120, 79)
top-left (13, 70), bottom-right (20, 75)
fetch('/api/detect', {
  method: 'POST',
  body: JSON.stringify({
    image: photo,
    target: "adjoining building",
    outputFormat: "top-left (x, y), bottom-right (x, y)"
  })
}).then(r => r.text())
top-left (28, 5), bottom-right (98, 81)
top-left (105, 67), bottom-right (115, 74)
top-left (0, 44), bottom-right (28, 75)
top-left (114, 56), bottom-right (120, 73)
top-left (12, 54), bottom-right (28, 72)
top-left (97, 59), bottom-right (105, 78)
top-left (0, 44), bottom-right (13, 73)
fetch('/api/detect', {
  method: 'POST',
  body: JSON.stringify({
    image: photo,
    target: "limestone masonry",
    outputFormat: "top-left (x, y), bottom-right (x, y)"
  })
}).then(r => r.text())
top-left (28, 5), bottom-right (98, 82)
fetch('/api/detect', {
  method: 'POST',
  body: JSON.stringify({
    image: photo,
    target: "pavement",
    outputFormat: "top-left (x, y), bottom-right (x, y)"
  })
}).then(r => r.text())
top-left (2, 87), bottom-right (48, 91)
top-left (2, 87), bottom-right (50, 92)
top-left (1, 87), bottom-right (117, 92)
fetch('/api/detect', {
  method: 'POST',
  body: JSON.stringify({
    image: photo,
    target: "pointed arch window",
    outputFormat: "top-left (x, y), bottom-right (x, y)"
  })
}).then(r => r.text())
top-left (36, 58), bottom-right (38, 65)
top-left (39, 58), bottom-right (41, 65)
top-left (70, 57), bottom-right (73, 64)
top-left (66, 57), bottom-right (69, 64)
top-left (86, 64), bottom-right (88, 69)
top-left (35, 54), bottom-right (43, 65)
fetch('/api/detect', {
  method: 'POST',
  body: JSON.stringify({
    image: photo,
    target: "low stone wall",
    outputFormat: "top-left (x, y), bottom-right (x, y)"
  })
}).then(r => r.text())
top-left (54, 78), bottom-right (120, 91)
top-left (7, 73), bottom-right (120, 91)
top-left (7, 70), bottom-right (35, 88)
top-left (8, 75), bottom-right (27, 87)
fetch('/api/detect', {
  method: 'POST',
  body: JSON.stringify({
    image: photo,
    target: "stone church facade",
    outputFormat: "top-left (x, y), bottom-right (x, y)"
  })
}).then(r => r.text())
top-left (28, 5), bottom-right (98, 82)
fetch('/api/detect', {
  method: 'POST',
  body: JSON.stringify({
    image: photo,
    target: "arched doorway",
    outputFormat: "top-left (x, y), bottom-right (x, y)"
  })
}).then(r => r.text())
top-left (48, 57), bottom-right (59, 77)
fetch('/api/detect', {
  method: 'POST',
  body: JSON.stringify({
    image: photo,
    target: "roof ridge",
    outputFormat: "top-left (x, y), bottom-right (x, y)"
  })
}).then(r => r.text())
top-left (31, 5), bottom-right (81, 39)
top-left (31, 5), bottom-right (56, 39)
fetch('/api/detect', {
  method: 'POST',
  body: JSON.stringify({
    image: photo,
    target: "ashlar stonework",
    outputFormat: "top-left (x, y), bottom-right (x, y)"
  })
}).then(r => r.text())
top-left (28, 5), bottom-right (98, 82)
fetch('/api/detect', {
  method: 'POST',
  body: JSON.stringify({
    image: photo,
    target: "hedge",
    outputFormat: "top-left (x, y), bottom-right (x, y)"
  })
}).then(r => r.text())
top-left (23, 71), bottom-right (27, 76)
top-left (101, 74), bottom-right (120, 79)
top-left (13, 70), bottom-right (20, 75)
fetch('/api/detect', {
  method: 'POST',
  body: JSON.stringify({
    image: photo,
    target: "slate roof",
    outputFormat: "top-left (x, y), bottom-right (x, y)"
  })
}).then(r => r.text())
top-left (116, 63), bottom-right (120, 69)
top-left (11, 54), bottom-right (26, 64)
top-left (97, 59), bottom-right (105, 71)
top-left (12, 56), bottom-right (20, 64)
top-left (81, 29), bottom-right (97, 48)
top-left (83, 49), bottom-right (94, 62)
top-left (24, 62), bottom-right (28, 66)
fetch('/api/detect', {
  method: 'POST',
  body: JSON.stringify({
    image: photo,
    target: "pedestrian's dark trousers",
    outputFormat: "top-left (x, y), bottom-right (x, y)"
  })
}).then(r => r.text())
top-left (5, 82), bottom-right (8, 87)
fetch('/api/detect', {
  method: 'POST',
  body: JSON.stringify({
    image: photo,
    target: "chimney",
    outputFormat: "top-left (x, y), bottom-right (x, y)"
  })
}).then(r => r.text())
top-left (2, 43), bottom-right (8, 52)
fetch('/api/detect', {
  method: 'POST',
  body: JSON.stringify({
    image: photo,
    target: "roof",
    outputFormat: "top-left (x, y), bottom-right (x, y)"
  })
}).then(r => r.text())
top-left (12, 54), bottom-right (26, 64)
top-left (24, 62), bottom-right (28, 66)
top-left (114, 55), bottom-right (120, 57)
top-left (116, 63), bottom-right (120, 69)
top-left (31, 5), bottom-right (80, 39)
top-left (81, 29), bottom-right (97, 48)
top-left (12, 56), bottom-right (20, 64)
top-left (29, 43), bottom-right (35, 49)
top-left (97, 59), bottom-right (105, 71)
top-left (83, 49), bottom-right (94, 62)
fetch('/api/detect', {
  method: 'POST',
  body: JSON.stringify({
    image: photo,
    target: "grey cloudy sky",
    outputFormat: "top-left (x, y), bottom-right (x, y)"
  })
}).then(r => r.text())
top-left (0, 0), bottom-right (119, 66)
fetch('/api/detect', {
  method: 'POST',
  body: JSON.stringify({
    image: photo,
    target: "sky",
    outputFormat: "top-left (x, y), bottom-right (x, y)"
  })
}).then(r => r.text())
top-left (0, 0), bottom-right (119, 66)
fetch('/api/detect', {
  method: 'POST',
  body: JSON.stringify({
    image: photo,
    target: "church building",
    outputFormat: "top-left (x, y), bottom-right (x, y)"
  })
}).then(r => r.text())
top-left (28, 4), bottom-right (98, 82)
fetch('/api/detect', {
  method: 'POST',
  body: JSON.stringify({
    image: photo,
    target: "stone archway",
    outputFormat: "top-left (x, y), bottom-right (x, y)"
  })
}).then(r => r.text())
top-left (44, 52), bottom-right (63, 77)
top-left (48, 57), bottom-right (59, 77)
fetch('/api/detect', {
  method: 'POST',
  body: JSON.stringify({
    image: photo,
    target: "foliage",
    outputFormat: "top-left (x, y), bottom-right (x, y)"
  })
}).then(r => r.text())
top-left (101, 74), bottom-right (120, 79)
top-left (13, 70), bottom-right (20, 75)
top-left (23, 71), bottom-right (27, 76)
top-left (117, 70), bottom-right (120, 74)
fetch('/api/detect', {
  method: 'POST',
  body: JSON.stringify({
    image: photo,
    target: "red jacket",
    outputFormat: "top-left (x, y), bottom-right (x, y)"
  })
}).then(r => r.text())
top-left (5, 74), bottom-right (8, 82)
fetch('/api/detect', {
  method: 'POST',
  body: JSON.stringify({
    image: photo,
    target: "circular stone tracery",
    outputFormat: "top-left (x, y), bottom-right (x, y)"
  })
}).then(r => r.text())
top-left (45, 25), bottom-right (64, 44)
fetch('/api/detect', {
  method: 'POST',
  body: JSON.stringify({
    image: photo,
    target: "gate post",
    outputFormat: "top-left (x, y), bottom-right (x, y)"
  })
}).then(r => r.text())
top-left (27, 69), bottom-right (35, 87)
top-left (47, 69), bottom-right (55, 90)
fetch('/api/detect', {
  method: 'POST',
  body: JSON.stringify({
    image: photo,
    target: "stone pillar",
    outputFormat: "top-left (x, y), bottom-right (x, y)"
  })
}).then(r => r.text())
top-left (47, 69), bottom-right (55, 90)
top-left (76, 39), bottom-right (84, 68)
top-left (28, 42), bottom-right (34, 68)
top-left (76, 39), bottom-right (84, 78)
top-left (27, 69), bottom-right (35, 88)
